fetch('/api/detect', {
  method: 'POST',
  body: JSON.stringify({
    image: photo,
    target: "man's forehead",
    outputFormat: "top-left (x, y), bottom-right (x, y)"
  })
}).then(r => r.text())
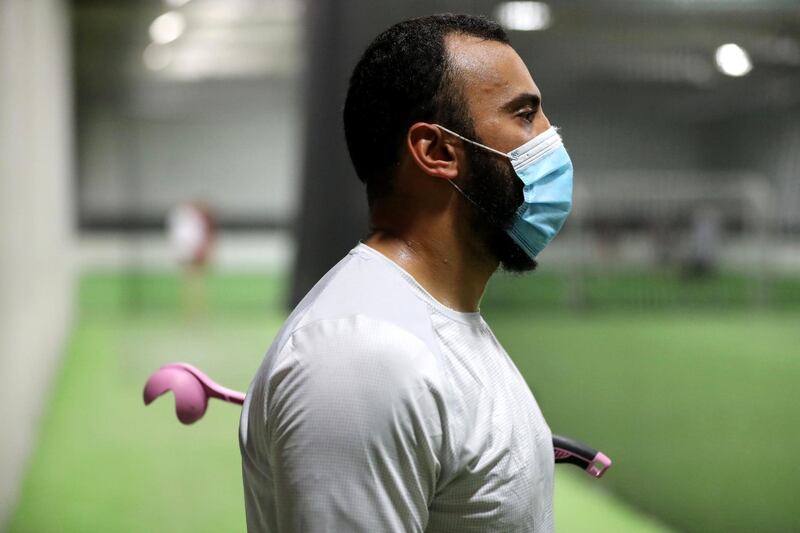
top-left (444, 33), bottom-right (539, 103)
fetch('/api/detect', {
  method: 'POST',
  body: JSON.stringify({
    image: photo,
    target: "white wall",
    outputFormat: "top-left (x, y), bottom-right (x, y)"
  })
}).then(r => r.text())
top-left (0, 0), bottom-right (74, 526)
top-left (78, 79), bottom-right (302, 224)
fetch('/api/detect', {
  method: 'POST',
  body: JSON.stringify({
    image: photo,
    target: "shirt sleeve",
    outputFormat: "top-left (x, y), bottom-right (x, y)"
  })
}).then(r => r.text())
top-left (265, 315), bottom-right (446, 532)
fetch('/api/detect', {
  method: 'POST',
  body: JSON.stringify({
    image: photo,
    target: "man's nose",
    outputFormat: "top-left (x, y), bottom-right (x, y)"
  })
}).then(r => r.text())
top-left (535, 109), bottom-right (551, 135)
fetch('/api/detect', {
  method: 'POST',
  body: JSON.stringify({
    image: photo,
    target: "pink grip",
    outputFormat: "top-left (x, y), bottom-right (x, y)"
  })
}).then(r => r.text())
top-left (143, 362), bottom-right (244, 424)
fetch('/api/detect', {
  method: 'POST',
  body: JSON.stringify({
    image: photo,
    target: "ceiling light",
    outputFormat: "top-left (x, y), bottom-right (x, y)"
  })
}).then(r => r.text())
top-left (495, 1), bottom-right (552, 31)
top-left (149, 11), bottom-right (186, 45)
top-left (714, 43), bottom-right (752, 77)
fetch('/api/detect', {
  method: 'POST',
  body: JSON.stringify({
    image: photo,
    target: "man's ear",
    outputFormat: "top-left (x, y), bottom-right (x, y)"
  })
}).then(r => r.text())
top-left (406, 123), bottom-right (461, 180)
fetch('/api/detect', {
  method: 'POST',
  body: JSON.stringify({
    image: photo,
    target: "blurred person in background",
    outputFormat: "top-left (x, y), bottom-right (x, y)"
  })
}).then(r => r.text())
top-left (240, 13), bottom-right (572, 532)
top-left (682, 203), bottom-right (723, 279)
top-left (167, 200), bottom-right (216, 318)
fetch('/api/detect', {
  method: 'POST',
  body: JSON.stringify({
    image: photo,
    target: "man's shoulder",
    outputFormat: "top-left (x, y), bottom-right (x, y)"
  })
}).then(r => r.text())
top-left (285, 314), bottom-right (441, 384)
top-left (284, 247), bottom-right (440, 364)
top-left (252, 314), bottom-right (450, 434)
top-left (255, 245), bottom-right (445, 398)
top-left (302, 247), bottom-right (432, 330)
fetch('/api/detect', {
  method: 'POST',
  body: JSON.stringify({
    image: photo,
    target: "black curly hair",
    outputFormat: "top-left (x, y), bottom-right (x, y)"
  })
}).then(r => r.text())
top-left (343, 14), bottom-right (510, 207)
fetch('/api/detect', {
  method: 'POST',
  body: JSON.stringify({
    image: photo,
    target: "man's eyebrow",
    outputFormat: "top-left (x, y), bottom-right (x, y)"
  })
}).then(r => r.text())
top-left (501, 93), bottom-right (541, 113)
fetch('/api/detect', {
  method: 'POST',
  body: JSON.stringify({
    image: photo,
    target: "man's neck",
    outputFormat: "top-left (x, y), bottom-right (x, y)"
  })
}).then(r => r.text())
top-left (363, 227), bottom-right (498, 313)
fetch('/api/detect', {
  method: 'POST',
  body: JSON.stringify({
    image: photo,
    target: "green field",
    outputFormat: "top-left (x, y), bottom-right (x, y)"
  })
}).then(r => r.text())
top-left (9, 271), bottom-right (800, 532)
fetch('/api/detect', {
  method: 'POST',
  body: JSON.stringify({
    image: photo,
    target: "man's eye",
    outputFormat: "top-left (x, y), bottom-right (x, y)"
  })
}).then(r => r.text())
top-left (518, 110), bottom-right (536, 122)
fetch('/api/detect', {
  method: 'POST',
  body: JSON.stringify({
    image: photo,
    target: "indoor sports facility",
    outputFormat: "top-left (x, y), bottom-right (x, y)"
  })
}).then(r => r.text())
top-left (2, 0), bottom-right (799, 532)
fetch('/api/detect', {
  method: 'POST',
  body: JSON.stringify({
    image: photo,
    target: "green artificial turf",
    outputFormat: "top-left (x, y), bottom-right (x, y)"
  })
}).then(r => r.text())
top-left (11, 270), bottom-right (798, 532)
top-left (486, 308), bottom-right (800, 533)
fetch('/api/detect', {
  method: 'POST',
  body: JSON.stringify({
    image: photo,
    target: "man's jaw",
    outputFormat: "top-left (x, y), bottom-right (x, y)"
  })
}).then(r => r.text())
top-left (462, 155), bottom-right (538, 274)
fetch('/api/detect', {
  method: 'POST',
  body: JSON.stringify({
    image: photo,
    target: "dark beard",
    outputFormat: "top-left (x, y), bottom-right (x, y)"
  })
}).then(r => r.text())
top-left (459, 142), bottom-right (538, 274)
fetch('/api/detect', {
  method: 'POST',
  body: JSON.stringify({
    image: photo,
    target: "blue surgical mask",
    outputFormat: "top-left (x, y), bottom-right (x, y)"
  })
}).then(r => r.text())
top-left (434, 124), bottom-right (573, 259)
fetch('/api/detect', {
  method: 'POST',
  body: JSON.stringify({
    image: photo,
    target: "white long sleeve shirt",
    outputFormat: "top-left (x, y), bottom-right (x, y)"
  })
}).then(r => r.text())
top-left (239, 241), bottom-right (554, 532)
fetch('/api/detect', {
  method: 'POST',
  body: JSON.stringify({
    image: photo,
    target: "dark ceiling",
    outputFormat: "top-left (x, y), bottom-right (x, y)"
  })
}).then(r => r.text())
top-left (71, 0), bottom-right (800, 121)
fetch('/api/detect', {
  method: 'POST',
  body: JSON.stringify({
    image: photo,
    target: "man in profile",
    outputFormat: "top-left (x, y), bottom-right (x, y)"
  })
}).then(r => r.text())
top-left (240, 13), bottom-right (573, 532)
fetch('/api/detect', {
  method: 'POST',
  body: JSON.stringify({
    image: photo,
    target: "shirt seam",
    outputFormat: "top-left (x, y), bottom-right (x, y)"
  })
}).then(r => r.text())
top-left (271, 315), bottom-right (454, 488)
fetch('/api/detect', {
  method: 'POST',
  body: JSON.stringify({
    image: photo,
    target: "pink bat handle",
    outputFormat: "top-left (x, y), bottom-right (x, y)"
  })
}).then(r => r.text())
top-left (143, 364), bottom-right (612, 480)
top-left (143, 362), bottom-right (244, 424)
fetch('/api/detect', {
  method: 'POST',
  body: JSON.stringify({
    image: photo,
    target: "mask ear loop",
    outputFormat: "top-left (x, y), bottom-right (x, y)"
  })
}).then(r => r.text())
top-left (433, 124), bottom-right (515, 160)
